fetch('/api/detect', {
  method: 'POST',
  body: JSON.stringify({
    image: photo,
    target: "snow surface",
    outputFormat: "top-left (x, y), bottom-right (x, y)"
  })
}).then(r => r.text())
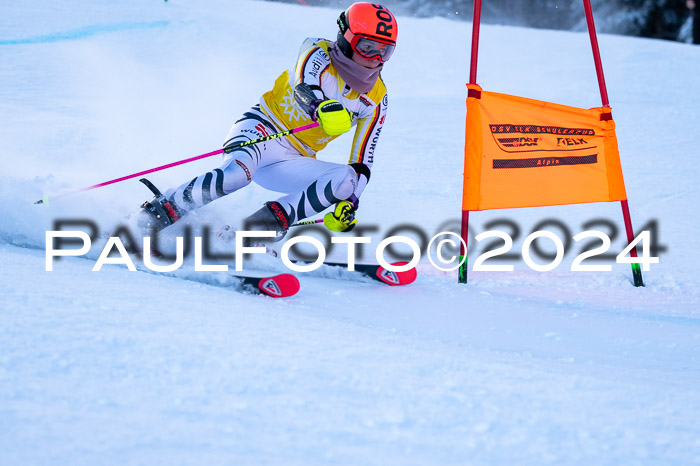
top-left (1, 0), bottom-right (700, 464)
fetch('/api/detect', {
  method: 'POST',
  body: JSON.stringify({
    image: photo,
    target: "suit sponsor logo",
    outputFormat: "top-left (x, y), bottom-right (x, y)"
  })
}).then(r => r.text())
top-left (366, 127), bottom-right (381, 163)
top-left (309, 56), bottom-right (325, 79)
top-left (235, 160), bottom-right (252, 181)
top-left (254, 123), bottom-right (270, 137)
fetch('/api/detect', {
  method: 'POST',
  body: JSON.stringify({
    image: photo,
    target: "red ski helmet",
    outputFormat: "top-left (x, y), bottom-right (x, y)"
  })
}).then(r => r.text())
top-left (337, 3), bottom-right (398, 63)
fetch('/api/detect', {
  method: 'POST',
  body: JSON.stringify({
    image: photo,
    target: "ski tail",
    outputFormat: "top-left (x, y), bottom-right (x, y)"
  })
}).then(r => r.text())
top-left (238, 273), bottom-right (300, 298)
top-left (360, 261), bottom-right (417, 286)
top-left (314, 261), bottom-right (417, 286)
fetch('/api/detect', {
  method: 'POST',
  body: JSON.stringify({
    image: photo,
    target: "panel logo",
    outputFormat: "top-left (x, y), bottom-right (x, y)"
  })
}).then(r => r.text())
top-left (490, 123), bottom-right (595, 154)
top-left (497, 137), bottom-right (541, 148)
top-left (557, 137), bottom-right (589, 147)
top-left (493, 154), bottom-right (598, 169)
top-left (490, 124), bottom-right (594, 135)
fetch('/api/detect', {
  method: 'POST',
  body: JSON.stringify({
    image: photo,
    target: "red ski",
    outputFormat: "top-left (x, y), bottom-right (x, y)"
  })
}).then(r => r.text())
top-left (313, 261), bottom-right (417, 286)
top-left (236, 273), bottom-right (301, 298)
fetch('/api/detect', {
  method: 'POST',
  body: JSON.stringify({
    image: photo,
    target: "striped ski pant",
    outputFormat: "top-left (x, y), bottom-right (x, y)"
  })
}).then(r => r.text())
top-left (164, 105), bottom-right (358, 224)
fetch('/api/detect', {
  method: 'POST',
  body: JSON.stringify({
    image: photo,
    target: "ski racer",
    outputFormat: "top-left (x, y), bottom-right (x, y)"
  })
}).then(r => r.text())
top-left (138, 2), bottom-right (397, 240)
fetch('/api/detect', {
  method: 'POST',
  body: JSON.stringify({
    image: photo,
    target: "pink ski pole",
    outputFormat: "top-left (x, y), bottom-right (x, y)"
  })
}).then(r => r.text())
top-left (290, 219), bottom-right (325, 227)
top-left (34, 121), bottom-right (320, 205)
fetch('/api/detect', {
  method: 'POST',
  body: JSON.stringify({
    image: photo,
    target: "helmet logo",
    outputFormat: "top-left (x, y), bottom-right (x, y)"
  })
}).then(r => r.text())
top-left (373, 5), bottom-right (394, 39)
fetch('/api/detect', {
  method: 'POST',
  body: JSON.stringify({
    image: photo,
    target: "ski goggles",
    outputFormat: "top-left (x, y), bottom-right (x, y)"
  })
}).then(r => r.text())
top-left (344, 31), bottom-right (396, 63)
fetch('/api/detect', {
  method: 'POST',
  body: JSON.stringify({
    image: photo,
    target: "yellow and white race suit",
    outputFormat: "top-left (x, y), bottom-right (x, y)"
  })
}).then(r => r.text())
top-left (164, 38), bottom-right (388, 225)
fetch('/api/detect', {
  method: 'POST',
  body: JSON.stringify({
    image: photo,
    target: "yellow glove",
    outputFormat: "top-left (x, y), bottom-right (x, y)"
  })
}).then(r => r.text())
top-left (323, 201), bottom-right (357, 232)
top-left (315, 100), bottom-right (352, 136)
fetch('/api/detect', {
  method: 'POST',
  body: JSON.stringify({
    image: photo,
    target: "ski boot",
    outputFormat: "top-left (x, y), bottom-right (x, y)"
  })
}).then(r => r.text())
top-left (243, 201), bottom-right (291, 243)
top-left (137, 178), bottom-right (184, 233)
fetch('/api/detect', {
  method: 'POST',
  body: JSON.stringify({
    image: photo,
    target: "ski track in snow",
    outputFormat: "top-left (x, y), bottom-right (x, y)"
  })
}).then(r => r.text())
top-left (1, 0), bottom-right (699, 464)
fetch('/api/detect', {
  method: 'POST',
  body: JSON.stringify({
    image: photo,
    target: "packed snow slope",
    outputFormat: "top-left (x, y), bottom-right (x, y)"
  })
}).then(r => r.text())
top-left (1, 1), bottom-right (699, 464)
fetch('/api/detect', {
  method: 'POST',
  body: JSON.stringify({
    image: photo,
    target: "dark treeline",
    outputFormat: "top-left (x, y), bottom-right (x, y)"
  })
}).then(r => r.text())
top-left (273, 0), bottom-right (693, 43)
